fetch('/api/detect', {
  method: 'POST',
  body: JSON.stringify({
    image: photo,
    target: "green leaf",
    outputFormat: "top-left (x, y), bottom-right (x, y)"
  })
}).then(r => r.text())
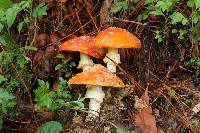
top-left (16, 55), bottom-right (30, 69)
top-left (167, 88), bottom-right (176, 97)
top-left (55, 64), bottom-right (63, 71)
top-left (137, 10), bottom-right (149, 22)
top-left (194, 0), bottom-right (200, 9)
top-left (0, 23), bottom-right (4, 33)
top-left (0, 89), bottom-right (16, 113)
top-left (116, 128), bottom-right (128, 133)
top-left (25, 45), bottom-right (38, 51)
top-left (36, 121), bottom-right (63, 133)
top-left (187, 0), bottom-right (194, 7)
top-left (146, 0), bottom-right (157, 3)
top-left (19, 0), bottom-right (32, 10)
top-left (113, 1), bottom-right (128, 13)
top-left (0, 75), bottom-right (7, 84)
top-left (155, 30), bottom-right (163, 43)
top-left (155, 1), bottom-right (172, 12)
top-left (32, 3), bottom-right (47, 19)
top-left (5, 4), bottom-right (22, 28)
top-left (178, 29), bottom-right (188, 39)
top-left (192, 11), bottom-right (200, 23)
top-left (170, 12), bottom-right (188, 25)
top-left (0, 0), bottom-right (13, 10)
top-left (0, 34), bottom-right (16, 48)
top-left (172, 29), bottom-right (178, 33)
top-left (0, 115), bottom-right (3, 129)
top-left (18, 18), bottom-right (29, 32)
top-left (56, 54), bottom-right (65, 59)
top-left (149, 9), bottom-right (164, 16)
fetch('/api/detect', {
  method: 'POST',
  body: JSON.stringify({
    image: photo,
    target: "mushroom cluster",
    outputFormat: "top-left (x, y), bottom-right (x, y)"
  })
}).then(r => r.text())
top-left (58, 27), bottom-right (142, 119)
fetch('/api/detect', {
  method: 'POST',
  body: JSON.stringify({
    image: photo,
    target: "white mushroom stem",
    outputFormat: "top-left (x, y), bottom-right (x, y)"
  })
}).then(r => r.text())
top-left (103, 48), bottom-right (120, 73)
top-left (78, 53), bottom-right (94, 71)
top-left (85, 85), bottom-right (105, 117)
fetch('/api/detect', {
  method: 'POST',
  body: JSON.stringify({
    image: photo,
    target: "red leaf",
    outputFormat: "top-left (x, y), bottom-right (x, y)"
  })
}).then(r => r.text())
top-left (135, 107), bottom-right (157, 133)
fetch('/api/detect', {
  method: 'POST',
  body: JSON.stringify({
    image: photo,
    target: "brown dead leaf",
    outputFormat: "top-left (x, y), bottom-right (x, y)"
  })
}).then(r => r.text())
top-left (135, 107), bottom-right (157, 133)
top-left (50, 32), bottom-right (61, 44)
top-left (133, 90), bottom-right (158, 133)
top-left (38, 108), bottom-right (55, 120)
top-left (36, 33), bottom-right (50, 48)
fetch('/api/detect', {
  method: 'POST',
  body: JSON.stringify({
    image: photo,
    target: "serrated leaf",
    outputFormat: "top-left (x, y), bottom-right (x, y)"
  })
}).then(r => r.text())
top-left (0, 74), bottom-right (7, 83)
top-left (36, 121), bottom-right (63, 133)
top-left (149, 9), bottom-right (164, 16)
top-left (6, 4), bottom-right (22, 28)
top-left (170, 12), bottom-right (188, 25)
top-left (0, 89), bottom-right (16, 113)
top-left (113, 1), bottom-right (128, 13)
top-left (25, 45), bottom-right (37, 51)
top-left (155, 1), bottom-right (172, 12)
top-left (32, 3), bottom-right (47, 19)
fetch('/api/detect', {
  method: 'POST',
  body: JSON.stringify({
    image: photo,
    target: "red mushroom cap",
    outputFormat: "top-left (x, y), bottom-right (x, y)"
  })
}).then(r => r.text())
top-left (68, 64), bottom-right (125, 88)
top-left (94, 27), bottom-right (142, 48)
top-left (58, 36), bottom-right (105, 58)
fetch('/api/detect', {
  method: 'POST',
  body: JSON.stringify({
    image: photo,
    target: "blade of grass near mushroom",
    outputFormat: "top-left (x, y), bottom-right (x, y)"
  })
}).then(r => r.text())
top-left (94, 27), bottom-right (142, 73)
top-left (68, 64), bottom-right (125, 118)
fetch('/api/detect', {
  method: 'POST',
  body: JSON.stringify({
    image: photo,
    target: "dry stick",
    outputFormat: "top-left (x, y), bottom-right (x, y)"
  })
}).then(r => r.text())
top-left (113, 17), bottom-right (147, 26)
top-left (84, 0), bottom-right (99, 32)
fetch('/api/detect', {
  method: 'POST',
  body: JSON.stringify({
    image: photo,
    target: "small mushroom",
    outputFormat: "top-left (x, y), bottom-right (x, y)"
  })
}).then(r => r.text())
top-left (94, 27), bottom-right (142, 72)
top-left (68, 64), bottom-right (125, 118)
top-left (59, 36), bottom-right (105, 71)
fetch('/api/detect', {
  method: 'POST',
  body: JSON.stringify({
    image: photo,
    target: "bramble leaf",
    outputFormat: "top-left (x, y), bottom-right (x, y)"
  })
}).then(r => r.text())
top-left (113, 1), bottom-right (128, 13)
top-left (170, 12), bottom-right (188, 25)
top-left (5, 4), bottom-right (22, 28)
top-left (0, 75), bottom-right (7, 84)
top-left (32, 3), bottom-right (47, 19)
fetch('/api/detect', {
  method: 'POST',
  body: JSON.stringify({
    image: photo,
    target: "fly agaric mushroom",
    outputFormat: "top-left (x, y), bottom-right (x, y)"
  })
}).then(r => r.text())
top-left (94, 27), bottom-right (142, 72)
top-left (59, 36), bottom-right (105, 71)
top-left (68, 64), bottom-right (125, 117)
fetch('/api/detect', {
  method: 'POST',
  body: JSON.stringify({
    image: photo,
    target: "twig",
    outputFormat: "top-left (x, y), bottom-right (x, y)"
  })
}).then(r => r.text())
top-left (113, 17), bottom-right (147, 26)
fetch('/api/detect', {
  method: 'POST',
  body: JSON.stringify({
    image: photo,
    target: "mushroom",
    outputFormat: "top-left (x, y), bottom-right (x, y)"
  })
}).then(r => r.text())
top-left (68, 64), bottom-right (125, 117)
top-left (94, 27), bottom-right (142, 72)
top-left (59, 36), bottom-right (105, 71)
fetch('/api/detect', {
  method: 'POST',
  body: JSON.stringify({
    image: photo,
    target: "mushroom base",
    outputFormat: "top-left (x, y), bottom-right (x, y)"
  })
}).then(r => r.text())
top-left (85, 85), bottom-right (105, 118)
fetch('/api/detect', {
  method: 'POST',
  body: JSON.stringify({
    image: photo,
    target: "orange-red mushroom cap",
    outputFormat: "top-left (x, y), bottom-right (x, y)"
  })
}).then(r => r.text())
top-left (94, 27), bottom-right (142, 48)
top-left (68, 64), bottom-right (125, 88)
top-left (59, 36), bottom-right (105, 58)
